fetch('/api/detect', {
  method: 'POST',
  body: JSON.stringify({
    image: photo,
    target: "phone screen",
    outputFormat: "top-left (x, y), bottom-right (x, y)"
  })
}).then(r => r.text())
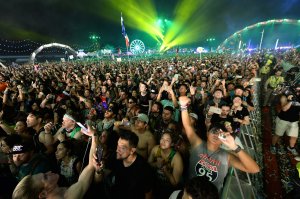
top-left (76, 122), bottom-right (88, 134)
top-left (102, 102), bottom-right (108, 109)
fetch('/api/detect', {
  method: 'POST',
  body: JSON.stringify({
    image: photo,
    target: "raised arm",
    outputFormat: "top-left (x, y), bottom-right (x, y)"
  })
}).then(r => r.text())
top-left (221, 132), bottom-right (260, 174)
top-left (64, 126), bottom-right (96, 199)
top-left (179, 96), bottom-right (202, 147)
top-left (168, 86), bottom-right (178, 108)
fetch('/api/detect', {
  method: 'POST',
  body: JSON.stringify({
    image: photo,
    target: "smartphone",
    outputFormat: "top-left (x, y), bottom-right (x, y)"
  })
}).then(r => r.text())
top-left (96, 146), bottom-right (104, 163)
top-left (209, 106), bottom-right (222, 115)
top-left (218, 133), bottom-right (226, 140)
top-left (63, 91), bottom-right (70, 96)
top-left (76, 122), bottom-right (88, 134)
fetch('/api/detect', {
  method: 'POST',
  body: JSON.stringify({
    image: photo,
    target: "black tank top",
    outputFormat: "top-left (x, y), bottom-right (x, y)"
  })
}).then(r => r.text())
top-left (278, 105), bottom-right (299, 122)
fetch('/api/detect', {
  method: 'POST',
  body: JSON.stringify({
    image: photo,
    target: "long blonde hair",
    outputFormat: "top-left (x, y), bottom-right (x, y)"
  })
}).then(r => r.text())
top-left (12, 175), bottom-right (43, 199)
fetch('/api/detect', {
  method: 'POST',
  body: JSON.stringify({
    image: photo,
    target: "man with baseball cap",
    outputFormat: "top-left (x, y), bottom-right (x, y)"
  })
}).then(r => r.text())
top-left (130, 113), bottom-right (156, 159)
top-left (8, 140), bottom-right (54, 181)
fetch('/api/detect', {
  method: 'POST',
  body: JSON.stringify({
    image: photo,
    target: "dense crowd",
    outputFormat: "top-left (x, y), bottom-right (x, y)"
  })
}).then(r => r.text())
top-left (0, 50), bottom-right (299, 199)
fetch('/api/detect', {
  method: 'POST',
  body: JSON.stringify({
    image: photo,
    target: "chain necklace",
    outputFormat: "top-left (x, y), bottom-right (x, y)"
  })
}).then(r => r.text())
top-left (206, 144), bottom-right (220, 159)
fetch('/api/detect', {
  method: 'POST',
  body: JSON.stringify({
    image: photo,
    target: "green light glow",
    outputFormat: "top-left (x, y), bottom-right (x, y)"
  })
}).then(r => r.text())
top-left (107, 0), bottom-right (164, 42)
top-left (160, 0), bottom-right (206, 51)
top-left (0, 22), bottom-right (50, 41)
top-left (100, 0), bottom-right (208, 51)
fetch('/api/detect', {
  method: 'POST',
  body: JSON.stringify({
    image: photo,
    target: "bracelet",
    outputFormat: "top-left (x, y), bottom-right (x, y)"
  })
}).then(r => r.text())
top-left (180, 105), bottom-right (188, 111)
top-left (233, 145), bottom-right (242, 153)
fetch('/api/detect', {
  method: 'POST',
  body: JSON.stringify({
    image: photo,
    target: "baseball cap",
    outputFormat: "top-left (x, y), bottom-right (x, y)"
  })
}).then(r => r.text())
top-left (10, 142), bottom-right (34, 154)
top-left (189, 113), bottom-right (198, 120)
top-left (135, 113), bottom-right (149, 124)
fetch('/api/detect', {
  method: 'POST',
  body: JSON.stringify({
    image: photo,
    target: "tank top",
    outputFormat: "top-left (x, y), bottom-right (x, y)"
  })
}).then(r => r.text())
top-left (33, 128), bottom-right (47, 153)
top-left (278, 105), bottom-right (299, 122)
top-left (64, 127), bottom-right (81, 139)
top-left (154, 147), bottom-right (176, 185)
top-left (139, 93), bottom-right (150, 114)
top-left (60, 156), bottom-right (80, 186)
top-left (189, 142), bottom-right (229, 192)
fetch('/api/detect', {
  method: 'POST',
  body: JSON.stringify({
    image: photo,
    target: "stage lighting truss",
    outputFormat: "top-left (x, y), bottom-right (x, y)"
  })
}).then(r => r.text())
top-left (130, 39), bottom-right (145, 54)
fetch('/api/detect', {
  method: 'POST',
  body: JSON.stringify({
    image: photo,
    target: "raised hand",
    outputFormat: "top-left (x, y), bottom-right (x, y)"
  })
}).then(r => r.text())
top-left (178, 96), bottom-right (191, 106)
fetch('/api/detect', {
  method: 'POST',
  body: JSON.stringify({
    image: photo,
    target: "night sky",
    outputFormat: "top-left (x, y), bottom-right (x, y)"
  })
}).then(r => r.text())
top-left (0, 0), bottom-right (300, 48)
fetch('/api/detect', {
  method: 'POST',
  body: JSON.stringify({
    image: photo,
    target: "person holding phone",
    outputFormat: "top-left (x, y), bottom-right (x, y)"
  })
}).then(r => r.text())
top-left (12, 124), bottom-right (98, 199)
top-left (43, 111), bottom-right (83, 147)
top-left (179, 96), bottom-right (259, 194)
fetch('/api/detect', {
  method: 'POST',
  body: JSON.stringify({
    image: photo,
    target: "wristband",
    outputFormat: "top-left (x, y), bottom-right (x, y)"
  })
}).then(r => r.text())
top-left (180, 105), bottom-right (188, 111)
top-left (233, 145), bottom-right (242, 153)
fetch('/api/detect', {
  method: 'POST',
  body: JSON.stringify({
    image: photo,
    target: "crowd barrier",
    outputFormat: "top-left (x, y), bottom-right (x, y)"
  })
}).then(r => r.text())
top-left (221, 80), bottom-right (264, 199)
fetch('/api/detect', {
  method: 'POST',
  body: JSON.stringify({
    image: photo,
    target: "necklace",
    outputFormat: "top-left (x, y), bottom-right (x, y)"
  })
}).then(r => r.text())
top-left (206, 144), bottom-right (220, 159)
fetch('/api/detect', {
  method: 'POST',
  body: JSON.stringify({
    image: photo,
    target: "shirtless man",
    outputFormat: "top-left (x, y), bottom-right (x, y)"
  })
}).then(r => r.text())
top-left (115, 113), bottom-right (156, 159)
top-left (131, 113), bottom-right (156, 159)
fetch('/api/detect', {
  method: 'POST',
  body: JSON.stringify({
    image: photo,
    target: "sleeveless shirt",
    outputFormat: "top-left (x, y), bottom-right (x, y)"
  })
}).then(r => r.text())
top-left (278, 105), bottom-right (299, 122)
top-left (154, 147), bottom-right (176, 185)
top-left (60, 156), bottom-right (80, 186)
top-left (189, 142), bottom-right (229, 192)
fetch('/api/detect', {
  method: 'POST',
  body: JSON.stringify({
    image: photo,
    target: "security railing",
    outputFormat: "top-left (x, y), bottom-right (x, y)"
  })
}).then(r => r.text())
top-left (221, 80), bottom-right (264, 199)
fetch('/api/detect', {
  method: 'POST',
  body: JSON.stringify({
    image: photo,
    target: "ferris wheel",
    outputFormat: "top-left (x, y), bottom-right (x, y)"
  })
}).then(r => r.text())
top-left (130, 39), bottom-right (145, 54)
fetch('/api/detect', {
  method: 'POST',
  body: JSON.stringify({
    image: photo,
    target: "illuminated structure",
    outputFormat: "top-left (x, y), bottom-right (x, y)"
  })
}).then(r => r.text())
top-left (217, 19), bottom-right (300, 51)
top-left (30, 43), bottom-right (77, 63)
top-left (130, 39), bottom-right (145, 54)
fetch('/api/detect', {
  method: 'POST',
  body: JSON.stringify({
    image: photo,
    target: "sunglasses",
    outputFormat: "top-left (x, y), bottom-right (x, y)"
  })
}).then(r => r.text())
top-left (128, 101), bottom-right (134, 104)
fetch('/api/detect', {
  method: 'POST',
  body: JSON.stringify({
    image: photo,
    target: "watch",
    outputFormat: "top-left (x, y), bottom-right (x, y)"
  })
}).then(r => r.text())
top-left (233, 145), bottom-right (242, 153)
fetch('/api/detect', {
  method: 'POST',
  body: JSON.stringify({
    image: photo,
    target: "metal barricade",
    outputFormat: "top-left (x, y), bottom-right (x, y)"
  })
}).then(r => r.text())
top-left (221, 80), bottom-right (264, 199)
